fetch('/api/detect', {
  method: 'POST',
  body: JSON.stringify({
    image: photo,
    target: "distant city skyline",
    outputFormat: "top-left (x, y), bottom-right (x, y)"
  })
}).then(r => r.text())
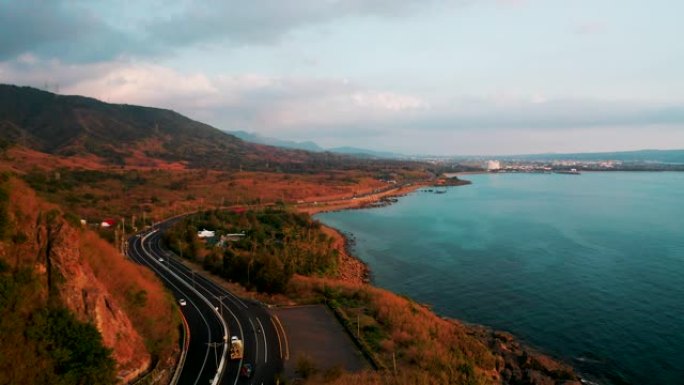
top-left (2, 0), bottom-right (684, 155)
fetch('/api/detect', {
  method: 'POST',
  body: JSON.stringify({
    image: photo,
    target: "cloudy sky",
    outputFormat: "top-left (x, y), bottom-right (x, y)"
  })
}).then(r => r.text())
top-left (2, 0), bottom-right (684, 155)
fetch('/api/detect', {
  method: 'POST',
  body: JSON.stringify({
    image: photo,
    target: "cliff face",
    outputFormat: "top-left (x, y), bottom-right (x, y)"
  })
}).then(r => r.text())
top-left (39, 216), bottom-right (151, 381)
top-left (2, 178), bottom-right (169, 382)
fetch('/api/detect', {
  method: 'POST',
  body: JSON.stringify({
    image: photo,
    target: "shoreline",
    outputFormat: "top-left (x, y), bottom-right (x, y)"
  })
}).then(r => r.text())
top-left (298, 182), bottom-right (426, 216)
top-left (302, 178), bottom-right (473, 285)
top-left (302, 179), bottom-right (585, 384)
top-left (303, 183), bottom-right (427, 285)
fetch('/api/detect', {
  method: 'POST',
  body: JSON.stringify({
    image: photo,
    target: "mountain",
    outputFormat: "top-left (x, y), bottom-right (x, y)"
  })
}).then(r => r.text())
top-left (228, 130), bottom-right (323, 152)
top-left (327, 146), bottom-right (406, 159)
top-left (0, 84), bottom-right (368, 171)
top-left (228, 130), bottom-right (406, 159)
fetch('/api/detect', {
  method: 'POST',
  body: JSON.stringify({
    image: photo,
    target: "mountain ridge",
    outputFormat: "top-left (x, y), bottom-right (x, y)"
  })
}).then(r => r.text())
top-left (227, 130), bottom-right (407, 159)
top-left (0, 84), bottom-right (377, 171)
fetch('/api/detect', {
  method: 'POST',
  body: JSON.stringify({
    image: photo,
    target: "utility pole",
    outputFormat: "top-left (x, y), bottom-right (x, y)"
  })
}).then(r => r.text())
top-left (247, 257), bottom-right (254, 287)
top-left (393, 352), bottom-right (397, 374)
top-left (121, 217), bottom-right (126, 254)
top-left (357, 314), bottom-right (360, 338)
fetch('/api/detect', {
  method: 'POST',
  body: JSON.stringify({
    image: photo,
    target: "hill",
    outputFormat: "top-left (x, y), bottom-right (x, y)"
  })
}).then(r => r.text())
top-left (0, 176), bottom-right (179, 383)
top-left (0, 84), bottom-right (406, 171)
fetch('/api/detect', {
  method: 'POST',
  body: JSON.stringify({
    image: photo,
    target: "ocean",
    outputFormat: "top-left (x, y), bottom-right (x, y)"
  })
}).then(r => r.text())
top-left (317, 172), bottom-right (684, 385)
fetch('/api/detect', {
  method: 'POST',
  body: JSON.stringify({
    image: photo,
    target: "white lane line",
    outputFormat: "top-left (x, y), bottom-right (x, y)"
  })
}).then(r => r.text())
top-left (269, 317), bottom-right (283, 360)
top-left (256, 317), bottom-right (268, 364)
top-left (248, 317), bottom-right (259, 364)
top-left (152, 235), bottom-right (248, 310)
top-left (272, 315), bottom-right (289, 360)
top-left (131, 236), bottom-right (212, 385)
top-left (164, 246), bottom-right (249, 309)
top-left (147, 232), bottom-right (242, 385)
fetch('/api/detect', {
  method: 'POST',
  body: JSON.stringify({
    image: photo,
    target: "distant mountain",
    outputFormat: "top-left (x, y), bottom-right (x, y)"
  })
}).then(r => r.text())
top-left (228, 130), bottom-right (406, 159)
top-left (501, 149), bottom-right (684, 164)
top-left (0, 84), bottom-right (382, 171)
top-left (326, 146), bottom-right (406, 159)
top-left (228, 130), bottom-right (323, 152)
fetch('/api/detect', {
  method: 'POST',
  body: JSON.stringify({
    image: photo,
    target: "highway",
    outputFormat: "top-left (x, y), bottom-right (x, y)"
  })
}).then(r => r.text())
top-left (127, 220), bottom-right (284, 385)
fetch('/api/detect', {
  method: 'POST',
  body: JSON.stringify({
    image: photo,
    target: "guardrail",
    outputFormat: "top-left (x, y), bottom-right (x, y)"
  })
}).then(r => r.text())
top-left (140, 231), bottom-right (229, 385)
top-left (169, 309), bottom-right (190, 385)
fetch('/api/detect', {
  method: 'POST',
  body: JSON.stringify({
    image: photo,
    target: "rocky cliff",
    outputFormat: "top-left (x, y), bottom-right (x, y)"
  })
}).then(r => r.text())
top-left (0, 177), bottom-right (177, 383)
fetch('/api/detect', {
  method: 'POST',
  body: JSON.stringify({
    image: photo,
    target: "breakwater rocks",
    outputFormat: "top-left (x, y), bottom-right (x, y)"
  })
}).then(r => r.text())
top-left (466, 325), bottom-right (582, 385)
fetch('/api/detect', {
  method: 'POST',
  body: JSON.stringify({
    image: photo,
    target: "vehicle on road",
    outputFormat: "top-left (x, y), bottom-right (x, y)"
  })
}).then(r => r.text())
top-left (240, 363), bottom-right (253, 378)
top-left (158, 257), bottom-right (164, 262)
top-left (179, 299), bottom-right (187, 306)
top-left (230, 336), bottom-right (244, 360)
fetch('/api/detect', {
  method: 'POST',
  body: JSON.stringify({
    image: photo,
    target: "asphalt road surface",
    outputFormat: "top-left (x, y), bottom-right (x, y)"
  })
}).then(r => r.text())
top-left (127, 219), bottom-right (284, 385)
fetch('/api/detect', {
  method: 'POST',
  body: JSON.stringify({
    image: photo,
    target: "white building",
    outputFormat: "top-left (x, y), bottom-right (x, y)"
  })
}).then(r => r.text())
top-left (197, 229), bottom-right (215, 238)
top-left (486, 160), bottom-right (501, 171)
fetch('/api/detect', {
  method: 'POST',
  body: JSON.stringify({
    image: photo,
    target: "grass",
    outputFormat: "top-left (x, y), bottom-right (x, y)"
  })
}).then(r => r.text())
top-left (288, 276), bottom-right (499, 385)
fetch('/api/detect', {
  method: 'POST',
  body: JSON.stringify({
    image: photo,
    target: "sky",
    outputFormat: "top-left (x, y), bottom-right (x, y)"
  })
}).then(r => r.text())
top-left (1, 0), bottom-right (684, 155)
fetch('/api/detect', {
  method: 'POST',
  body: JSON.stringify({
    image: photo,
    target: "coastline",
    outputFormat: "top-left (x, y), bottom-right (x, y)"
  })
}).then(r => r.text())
top-left (298, 182), bottom-right (426, 215)
top-left (303, 179), bottom-right (584, 385)
top-left (302, 182), bottom-right (426, 285)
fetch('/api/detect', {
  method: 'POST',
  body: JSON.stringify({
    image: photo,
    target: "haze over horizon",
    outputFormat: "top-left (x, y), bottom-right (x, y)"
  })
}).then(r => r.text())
top-left (2, 0), bottom-right (683, 156)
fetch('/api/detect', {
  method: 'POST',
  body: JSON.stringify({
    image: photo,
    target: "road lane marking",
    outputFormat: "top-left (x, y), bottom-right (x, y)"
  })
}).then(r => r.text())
top-left (248, 317), bottom-right (259, 364)
top-left (256, 317), bottom-right (268, 363)
top-left (138, 233), bottom-right (219, 385)
top-left (147, 232), bottom-right (242, 385)
top-left (152, 235), bottom-right (249, 310)
top-left (276, 314), bottom-right (289, 360)
top-left (131, 235), bottom-right (212, 385)
top-left (269, 316), bottom-right (283, 360)
top-left (272, 315), bottom-right (289, 360)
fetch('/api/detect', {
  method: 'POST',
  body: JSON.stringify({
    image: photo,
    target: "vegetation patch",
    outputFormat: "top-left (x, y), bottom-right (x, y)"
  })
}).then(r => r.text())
top-left (0, 264), bottom-right (116, 385)
top-left (288, 277), bottom-right (498, 385)
top-left (164, 208), bottom-right (339, 293)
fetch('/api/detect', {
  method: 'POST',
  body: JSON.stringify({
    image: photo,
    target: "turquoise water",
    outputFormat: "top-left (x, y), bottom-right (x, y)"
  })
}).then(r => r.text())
top-left (317, 173), bottom-right (684, 385)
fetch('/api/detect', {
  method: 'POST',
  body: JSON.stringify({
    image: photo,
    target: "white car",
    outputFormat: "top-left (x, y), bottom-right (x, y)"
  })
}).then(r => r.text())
top-left (231, 336), bottom-right (239, 342)
top-left (158, 257), bottom-right (164, 262)
top-left (179, 299), bottom-right (187, 306)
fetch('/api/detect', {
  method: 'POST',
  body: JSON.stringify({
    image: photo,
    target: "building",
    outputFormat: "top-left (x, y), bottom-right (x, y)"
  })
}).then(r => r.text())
top-left (486, 160), bottom-right (501, 171)
top-left (197, 229), bottom-right (215, 238)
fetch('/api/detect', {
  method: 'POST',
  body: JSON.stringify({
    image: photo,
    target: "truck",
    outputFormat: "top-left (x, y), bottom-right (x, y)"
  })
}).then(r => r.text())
top-left (230, 336), bottom-right (243, 360)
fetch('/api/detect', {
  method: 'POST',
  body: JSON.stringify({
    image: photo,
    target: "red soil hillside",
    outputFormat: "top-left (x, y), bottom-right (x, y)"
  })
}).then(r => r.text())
top-left (0, 177), bottom-right (178, 383)
top-left (0, 84), bottom-right (417, 173)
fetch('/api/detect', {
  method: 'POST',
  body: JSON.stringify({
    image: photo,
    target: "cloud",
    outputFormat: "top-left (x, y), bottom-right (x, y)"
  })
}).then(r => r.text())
top-left (0, 0), bottom-right (152, 62)
top-left (146, 0), bottom-right (435, 47)
top-left (0, 57), bottom-right (427, 129)
top-left (2, 58), bottom-right (683, 154)
top-left (0, 0), bottom-right (440, 63)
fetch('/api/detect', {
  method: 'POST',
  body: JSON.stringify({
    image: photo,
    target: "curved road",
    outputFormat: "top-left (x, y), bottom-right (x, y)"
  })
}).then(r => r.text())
top-left (127, 220), bottom-right (284, 385)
